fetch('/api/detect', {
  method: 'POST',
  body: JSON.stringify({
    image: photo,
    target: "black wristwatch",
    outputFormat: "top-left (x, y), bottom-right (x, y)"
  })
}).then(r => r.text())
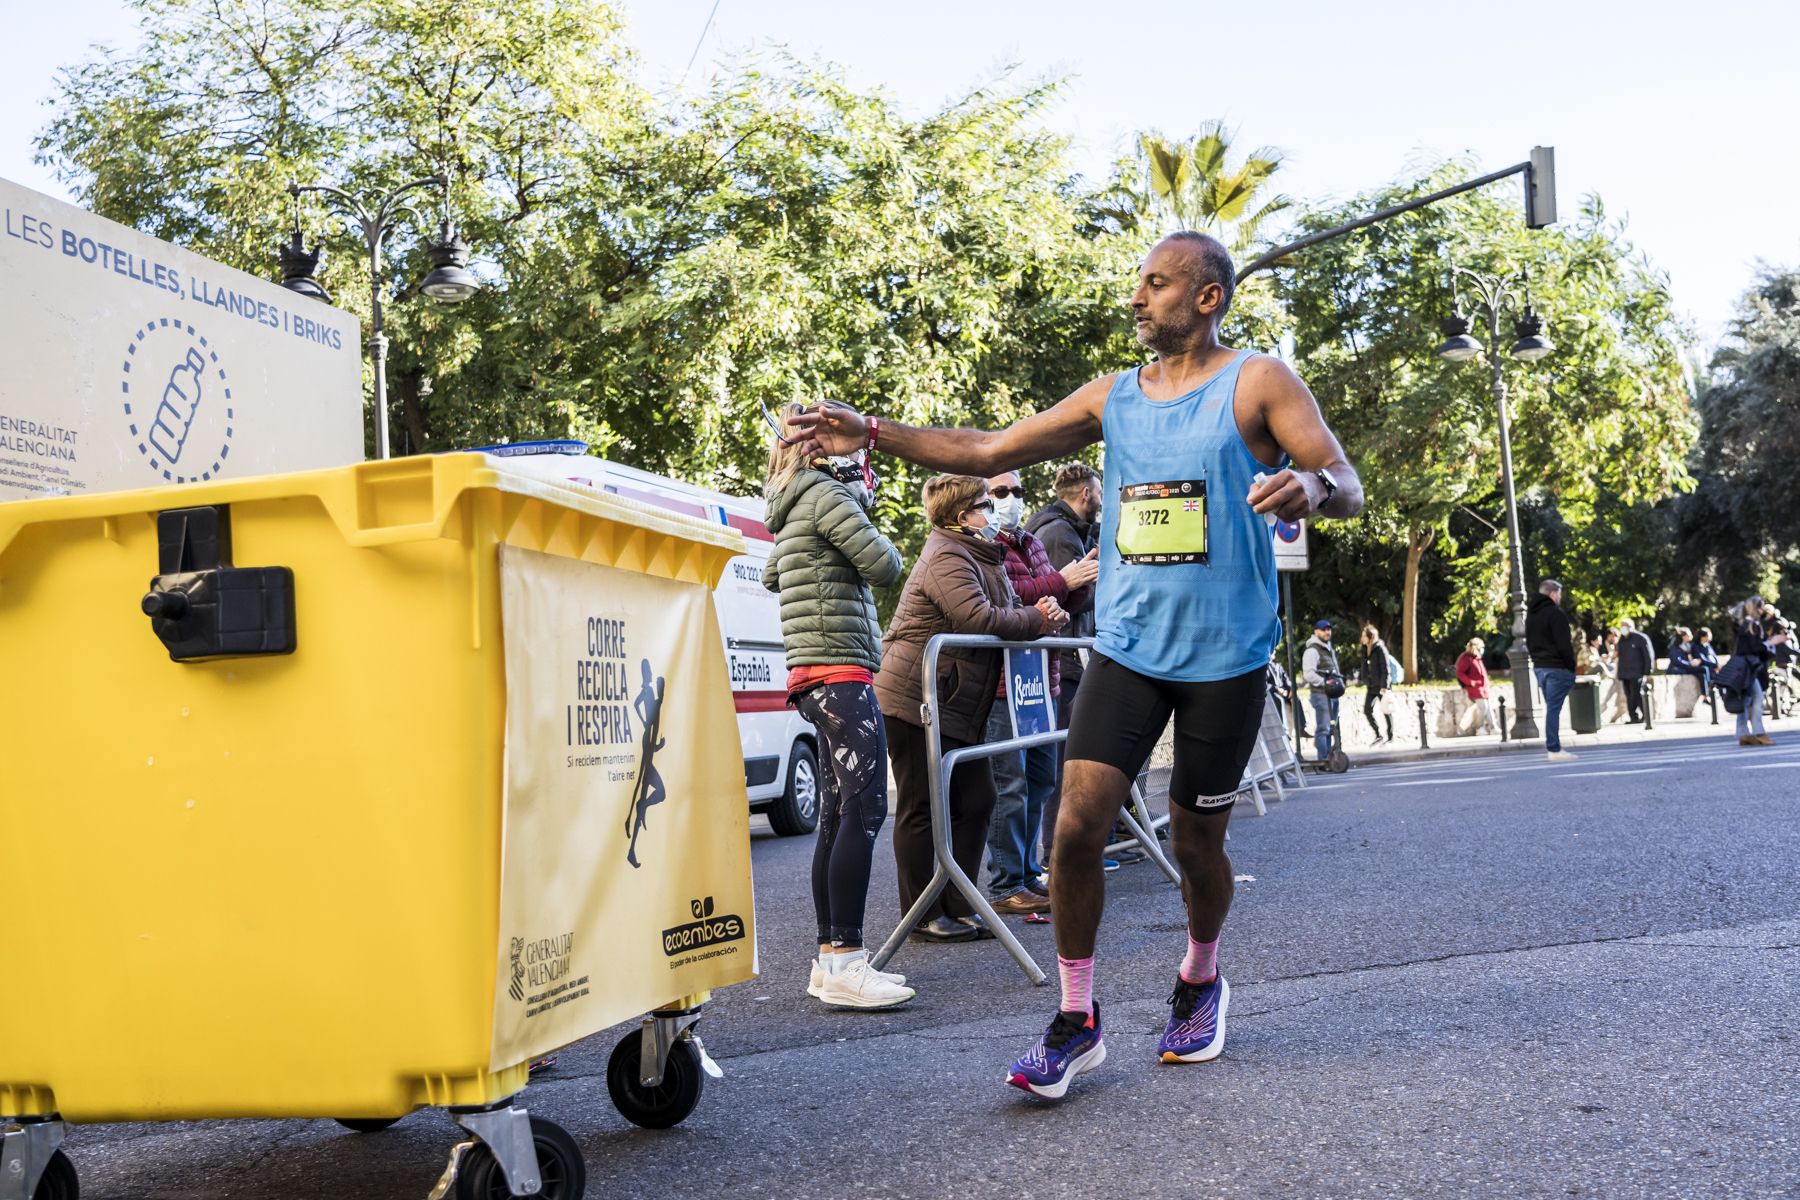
top-left (1313, 468), bottom-right (1339, 507)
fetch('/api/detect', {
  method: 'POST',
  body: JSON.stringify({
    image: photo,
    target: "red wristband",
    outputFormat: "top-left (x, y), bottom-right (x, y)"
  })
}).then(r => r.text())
top-left (867, 416), bottom-right (880, 451)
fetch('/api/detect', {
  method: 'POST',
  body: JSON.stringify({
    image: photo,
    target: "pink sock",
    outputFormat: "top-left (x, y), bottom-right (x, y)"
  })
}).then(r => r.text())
top-left (1057, 955), bottom-right (1094, 1015)
top-left (1181, 934), bottom-right (1218, 985)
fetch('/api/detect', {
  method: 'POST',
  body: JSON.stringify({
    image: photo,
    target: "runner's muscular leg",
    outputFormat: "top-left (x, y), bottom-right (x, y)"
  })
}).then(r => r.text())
top-left (1048, 758), bottom-right (1133, 959)
top-left (1168, 803), bottom-right (1233, 941)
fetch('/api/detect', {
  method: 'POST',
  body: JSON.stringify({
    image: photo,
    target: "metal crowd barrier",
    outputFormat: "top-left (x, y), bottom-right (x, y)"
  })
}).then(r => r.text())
top-left (869, 634), bottom-right (1179, 986)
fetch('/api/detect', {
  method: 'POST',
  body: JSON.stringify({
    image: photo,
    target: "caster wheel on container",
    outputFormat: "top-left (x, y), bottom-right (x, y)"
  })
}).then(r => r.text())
top-left (453, 1116), bottom-right (585, 1200)
top-left (606, 1032), bottom-right (704, 1129)
top-left (33, 1149), bottom-right (79, 1200)
top-left (334, 1116), bottom-right (403, 1133)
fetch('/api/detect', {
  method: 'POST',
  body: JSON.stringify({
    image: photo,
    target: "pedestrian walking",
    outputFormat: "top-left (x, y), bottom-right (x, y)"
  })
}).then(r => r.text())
top-left (1455, 638), bottom-right (1498, 735)
top-left (1525, 578), bottom-right (1579, 762)
top-left (1358, 624), bottom-right (1396, 743)
top-left (1302, 620), bottom-right (1345, 761)
top-left (1616, 618), bottom-right (1655, 724)
top-left (1719, 597), bottom-right (1782, 746)
top-left (1023, 462), bottom-right (1103, 871)
top-left (792, 229), bottom-right (1363, 1096)
top-left (876, 474), bottom-right (1067, 944)
top-left (762, 403), bottom-right (914, 1010)
top-left (983, 468), bottom-right (1096, 916)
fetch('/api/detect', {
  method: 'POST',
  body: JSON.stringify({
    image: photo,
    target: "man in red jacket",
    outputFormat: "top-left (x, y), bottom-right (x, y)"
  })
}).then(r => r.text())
top-left (984, 469), bottom-right (1098, 914)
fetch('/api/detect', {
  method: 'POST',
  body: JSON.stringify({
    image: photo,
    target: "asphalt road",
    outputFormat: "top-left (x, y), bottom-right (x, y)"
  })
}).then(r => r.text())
top-left (54, 732), bottom-right (1800, 1199)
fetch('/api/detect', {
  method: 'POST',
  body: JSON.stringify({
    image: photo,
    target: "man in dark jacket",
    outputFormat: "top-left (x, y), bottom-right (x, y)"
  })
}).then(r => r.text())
top-left (1615, 618), bottom-right (1656, 723)
top-left (1022, 463), bottom-right (1102, 865)
top-left (1524, 578), bottom-right (1578, 761)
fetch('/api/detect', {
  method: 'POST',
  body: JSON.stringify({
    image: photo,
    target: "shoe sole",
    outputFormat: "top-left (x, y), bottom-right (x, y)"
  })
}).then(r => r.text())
top-left (811, 972), bottom-right (907, 999)
top-left (1008, 1039), bottom-right (1107, 1099)
top-left (1159, 977), bottom-right (1230, 1064)
top-left (819, 988), bottom-right (916, 1011)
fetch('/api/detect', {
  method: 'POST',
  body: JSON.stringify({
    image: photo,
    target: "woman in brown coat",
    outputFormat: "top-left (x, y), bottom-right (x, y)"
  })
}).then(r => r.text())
top-left (878, 474), bottom-right (1066, 942)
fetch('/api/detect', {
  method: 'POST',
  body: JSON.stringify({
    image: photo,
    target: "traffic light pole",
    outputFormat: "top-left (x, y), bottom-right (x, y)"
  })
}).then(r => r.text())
top-left (1235, 148), bottom-right (1555, 284)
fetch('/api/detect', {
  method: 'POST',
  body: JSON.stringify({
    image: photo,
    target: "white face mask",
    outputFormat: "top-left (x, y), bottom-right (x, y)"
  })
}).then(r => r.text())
top-left (993, 495), bottom-right (1025, 529)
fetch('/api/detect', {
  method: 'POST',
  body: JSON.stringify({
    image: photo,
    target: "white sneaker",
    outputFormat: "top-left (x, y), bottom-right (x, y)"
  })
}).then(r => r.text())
top-left (808, 956), bottom-right (906, 998)
top-left (1547, 750), bottom-right (1578, 763)
top-left (818, 957), bottom-right (916, 1010)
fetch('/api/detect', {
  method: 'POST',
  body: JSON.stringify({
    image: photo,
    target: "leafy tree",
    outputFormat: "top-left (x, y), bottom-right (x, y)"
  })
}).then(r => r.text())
top-left (1104, 121), bottom-right (1292, 251)
top-left (1277, 164), bottom-right (1695, 679)
top-left (1670, 268), bottom-right (1800, 608)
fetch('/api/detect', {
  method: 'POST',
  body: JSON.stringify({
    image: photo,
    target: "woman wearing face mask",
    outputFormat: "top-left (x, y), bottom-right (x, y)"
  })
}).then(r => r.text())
top-left (877, 474), bottom-right (1069, 942)
top-left (763, 402), bottom-right (914, 1009)
top-left (982, 470), bottom-right (1097, 915)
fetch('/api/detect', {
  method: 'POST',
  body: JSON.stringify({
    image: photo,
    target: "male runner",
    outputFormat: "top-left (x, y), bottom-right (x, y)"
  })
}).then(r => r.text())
top-left (791, 231), bottom-right (1363, 1097)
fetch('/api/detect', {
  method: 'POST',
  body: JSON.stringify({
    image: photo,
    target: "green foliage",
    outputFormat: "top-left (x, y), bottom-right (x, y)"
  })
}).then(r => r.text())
top-left (1105, 122), bottom-right (1293, 252)
top-left (1659, 268), bottom-right (1800, 624)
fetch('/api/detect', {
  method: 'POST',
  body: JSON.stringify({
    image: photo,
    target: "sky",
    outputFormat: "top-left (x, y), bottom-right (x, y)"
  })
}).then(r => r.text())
top-left (4, 0), bottom-right (1795, 350)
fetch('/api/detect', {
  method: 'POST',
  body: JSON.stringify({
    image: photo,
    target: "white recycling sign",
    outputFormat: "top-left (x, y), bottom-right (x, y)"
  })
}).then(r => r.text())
top-left (0, 176), bottom-right (363, 501)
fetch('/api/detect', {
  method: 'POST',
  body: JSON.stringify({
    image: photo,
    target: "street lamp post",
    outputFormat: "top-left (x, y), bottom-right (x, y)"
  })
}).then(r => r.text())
top-left (1436, 267), bottom-right (1555, 741)
top-left (278, 175), bottom-right (480, 460)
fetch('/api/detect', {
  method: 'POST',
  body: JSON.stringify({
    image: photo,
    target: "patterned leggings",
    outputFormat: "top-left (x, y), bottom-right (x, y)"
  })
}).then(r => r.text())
top-left (793, 682), bottom-right (889, 947)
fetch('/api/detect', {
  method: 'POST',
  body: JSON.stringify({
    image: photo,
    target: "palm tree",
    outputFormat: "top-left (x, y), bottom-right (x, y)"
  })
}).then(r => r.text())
top-left (1111, 120), bottom-right (1292, 252)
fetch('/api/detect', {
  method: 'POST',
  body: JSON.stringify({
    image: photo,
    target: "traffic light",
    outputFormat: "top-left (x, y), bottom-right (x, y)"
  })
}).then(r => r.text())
top-left (1526, 146), bottom-right (1557, 229)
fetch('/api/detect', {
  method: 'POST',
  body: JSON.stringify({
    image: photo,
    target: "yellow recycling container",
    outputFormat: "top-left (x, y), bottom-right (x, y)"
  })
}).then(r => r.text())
top-left (0, 453), bottom-right (757, 1200)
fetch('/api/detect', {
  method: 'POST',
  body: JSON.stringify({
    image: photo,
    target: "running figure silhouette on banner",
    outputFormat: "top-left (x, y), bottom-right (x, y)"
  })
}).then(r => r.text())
top-left (625, 658), bottom-right (668, 869)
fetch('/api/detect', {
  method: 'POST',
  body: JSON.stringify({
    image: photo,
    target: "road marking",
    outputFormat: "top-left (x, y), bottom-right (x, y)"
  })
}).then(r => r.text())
top-left (1387, 776), bottom-right (1494, 786)
top-left (1737, 762), bottom-right (1800, 769)
top-left (1555, 768), bottom-right (1669, 777)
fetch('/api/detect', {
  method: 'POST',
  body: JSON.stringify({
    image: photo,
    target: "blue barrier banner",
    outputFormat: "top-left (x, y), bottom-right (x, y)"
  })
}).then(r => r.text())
top-left (1005, 647), bottom-right (1054, 737)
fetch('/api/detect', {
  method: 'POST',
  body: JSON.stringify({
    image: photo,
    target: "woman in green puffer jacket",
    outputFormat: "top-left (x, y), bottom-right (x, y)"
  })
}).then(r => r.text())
top-left (762, 402), bottom-right (914, 1010)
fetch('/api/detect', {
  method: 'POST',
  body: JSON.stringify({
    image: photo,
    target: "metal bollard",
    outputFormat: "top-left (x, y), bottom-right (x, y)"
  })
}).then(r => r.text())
top-left (1416, 697), bottom-right (1429, 750)
top-left (1709, 686), bottom-right (1720, 725)
top-left (1771, 678), bottom-right (1783, 720)
top-left (1498, 696), bottom-right (1508, 742)
top-left (1642, 679), bottom-right (1655, 730)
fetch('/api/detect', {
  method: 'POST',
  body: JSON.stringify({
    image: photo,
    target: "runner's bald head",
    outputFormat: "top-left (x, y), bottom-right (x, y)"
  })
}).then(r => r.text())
top-left (1159, 231), bottom-right (1235, 318)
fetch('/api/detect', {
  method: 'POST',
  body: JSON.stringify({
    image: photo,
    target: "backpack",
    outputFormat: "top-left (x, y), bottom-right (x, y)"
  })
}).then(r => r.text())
top-left (1386, 649), bottom-right (1403, 688)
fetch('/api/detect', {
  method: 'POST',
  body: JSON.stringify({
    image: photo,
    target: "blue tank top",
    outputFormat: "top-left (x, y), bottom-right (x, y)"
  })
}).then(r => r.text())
top-left (1095, 350), bottom-right (1285, 682)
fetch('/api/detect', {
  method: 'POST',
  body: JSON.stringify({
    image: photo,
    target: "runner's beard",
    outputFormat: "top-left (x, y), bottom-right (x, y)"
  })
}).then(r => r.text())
top-left (1137, 312), bottom-right (1204, 359)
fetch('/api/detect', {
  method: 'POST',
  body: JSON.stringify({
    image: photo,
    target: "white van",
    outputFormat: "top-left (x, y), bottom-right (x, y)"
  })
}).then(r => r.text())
top-left (487, 443), bottom-right (819, 836)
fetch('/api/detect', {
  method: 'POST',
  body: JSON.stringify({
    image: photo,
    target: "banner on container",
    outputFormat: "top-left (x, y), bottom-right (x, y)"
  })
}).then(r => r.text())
top-left (0, 176), bottom-right (362, 501)
top-left (491, 546), bottom-right (757, 1069)
top-left (1005, 647), bottom-right (1055, 737)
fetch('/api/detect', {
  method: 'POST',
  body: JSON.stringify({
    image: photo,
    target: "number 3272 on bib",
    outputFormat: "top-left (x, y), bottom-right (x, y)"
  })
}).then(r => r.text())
top-left (1116, 479), bottom-right (1207, 565)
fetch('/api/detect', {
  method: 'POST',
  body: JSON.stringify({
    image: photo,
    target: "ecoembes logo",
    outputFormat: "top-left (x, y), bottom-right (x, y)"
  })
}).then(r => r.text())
top-left (661, 895), bottom-right (746, 957)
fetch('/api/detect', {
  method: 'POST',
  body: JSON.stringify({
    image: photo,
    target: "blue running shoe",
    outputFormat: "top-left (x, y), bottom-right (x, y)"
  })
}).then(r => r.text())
top-left (1007, 1003), bottom-right (1106, 1098)
top-left (1159, 974), bottom-right (1229, 1063)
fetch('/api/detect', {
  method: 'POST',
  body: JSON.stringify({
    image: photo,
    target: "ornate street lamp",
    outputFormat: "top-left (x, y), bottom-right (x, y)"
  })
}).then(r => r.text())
top-left (1436, 266), bottom-right (1554, 740)
top-left (278, 174), bottom-right (480, 459)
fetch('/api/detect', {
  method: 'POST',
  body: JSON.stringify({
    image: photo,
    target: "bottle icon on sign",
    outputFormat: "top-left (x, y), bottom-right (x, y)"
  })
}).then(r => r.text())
top-left (148, 347), bottom-right (207, 465)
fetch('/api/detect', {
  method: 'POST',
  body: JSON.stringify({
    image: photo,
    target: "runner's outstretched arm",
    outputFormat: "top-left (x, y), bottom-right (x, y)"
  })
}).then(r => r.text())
top-left (788, 374), bottom-right (1113, 475)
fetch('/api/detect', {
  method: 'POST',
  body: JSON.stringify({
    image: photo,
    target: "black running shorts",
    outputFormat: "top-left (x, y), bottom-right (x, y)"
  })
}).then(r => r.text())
top-left (1064, 654), bottom-right (1267, 812)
